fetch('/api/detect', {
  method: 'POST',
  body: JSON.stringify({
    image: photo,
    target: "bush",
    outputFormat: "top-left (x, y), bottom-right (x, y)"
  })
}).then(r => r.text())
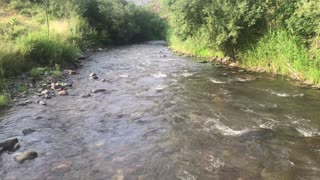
top-left (80, 0), bottom-right (166, 45)
top-left (18, 32), bottom-right (79, 66)
top-left (241, 29), bottom-right (320, 84)
top-left (0, 44), bottom-right (28, 78)
top-left (286, 0), bottom-right (320, 38)
top-left (0, 95), bottom-right (9, 108)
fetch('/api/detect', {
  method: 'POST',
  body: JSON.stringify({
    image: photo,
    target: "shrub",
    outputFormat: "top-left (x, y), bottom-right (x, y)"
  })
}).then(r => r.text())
top-left (241, 29), bottom-right (320, 84)
top-left (18, 32), bottom-right (79, 66)
top-left (0, 95), bottom-right (9, 108)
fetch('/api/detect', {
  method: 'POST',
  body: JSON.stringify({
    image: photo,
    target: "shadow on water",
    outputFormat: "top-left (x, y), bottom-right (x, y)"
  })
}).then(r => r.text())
top-left (0, 41), bottom-right (320, 179)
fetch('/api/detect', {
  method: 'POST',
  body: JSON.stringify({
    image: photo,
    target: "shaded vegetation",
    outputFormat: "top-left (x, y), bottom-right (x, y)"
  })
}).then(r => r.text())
top-left (0, 0), bottom-right (166, 102)
top-left (163, 0), bottom-right (320, 85)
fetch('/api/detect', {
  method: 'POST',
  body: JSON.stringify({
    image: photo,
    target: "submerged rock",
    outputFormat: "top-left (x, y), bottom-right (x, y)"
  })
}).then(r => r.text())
top-left (54, 161), bottom-right (73, 173)
top-left (39, 101), bottom-right (47, 106)
top-left (22, 128), bottom-right (36, 136)
top-left (90, 76), bottom-right (99, 80)
top-left (14, 151), bottom-right (38, 163)
top-left (17, 100), bottom-right (32, 106)
top-left (58, 90), bottom-right (69, 96)
top-left (67, 70), bottom-right (77, 75)
top-left (80, 93), bottom-right (92, 98)
top-left (90, 72), bottom-right (97, 77)
top-left (0, 138), bottom-right (20, 152)
top-left (91, 89), bottom-right (106, 93)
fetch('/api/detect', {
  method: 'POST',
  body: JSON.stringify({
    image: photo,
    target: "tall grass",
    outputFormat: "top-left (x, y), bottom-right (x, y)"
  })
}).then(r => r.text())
top-left (241, 29), bottom-right (320, 85)
top-left (18, 32), bottom-right (79, 66)
top-left (168, 33), bottom-right (224, 58)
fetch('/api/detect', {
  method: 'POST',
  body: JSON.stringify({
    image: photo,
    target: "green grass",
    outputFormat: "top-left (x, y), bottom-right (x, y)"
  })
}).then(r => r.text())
top-left (19, 32), bottom-right (79, 66)
top-left (0, 95), bottom-right (9, 108)
top-left (168, 34), bottom-right (224, 58)
top-left (30, 67), bottom-right (47, 77)
top-left (17, 85), bottom-right (26, 92)
top-left (241, 29), bottom-right (320, 85)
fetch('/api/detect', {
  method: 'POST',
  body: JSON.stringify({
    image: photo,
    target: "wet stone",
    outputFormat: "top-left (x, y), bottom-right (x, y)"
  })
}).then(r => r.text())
top-left (39, 101), bottom-right (47, 106)
top-left (22, 128), bottom-right (36, 136)
top-left (0, 138), bottom-right (19, 152)
top-left (91, 89), bottom-right (106, 93)
top-left (58, 90), bottom-right (69, 96)
top-left (54, 161), bottom-right (72, 173)
top-left (90, 76), bottom-right (99, 80)
top-left (16, 100), bottom-right (32, 106)
top-left (80, 93), bottom-right (92, 98)
top-left (14, 151), bottom-right (38, 163)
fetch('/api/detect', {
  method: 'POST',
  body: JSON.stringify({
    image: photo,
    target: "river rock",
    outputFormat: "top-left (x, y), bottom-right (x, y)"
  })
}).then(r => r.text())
top-left (58, 90), bottom-right (68, 96)
top-left (304, 136), bottom-right (320, 148)
top-left (41, 90), bottom-right (50, 95)
top-left (80, 93), bottom-right (91, 98)
top-left (17, 100), bottom-right (32, 106)
top-left (91, 89), bottom-right (106, 93)
top-left (39, 101), bottom-right (47, 106)
top-left (22, 128), bottom-right (36, 136)
top-left (90, 72), bottom-right (97, 77)
top-left (199, 60), bottom-right (208, 64)
top-left (14, 151), bottom-right (38, 163)
top-left (0, 138), bottom-right (20, 152)
top-left (229, 62), bottom-right (238, 67)
top-left (90, 76), bottom-right (99, 80)
top-left (67, 70), bottom-right (77, 75)
top-left (55, 161), bottom-right (73, 173)
top-left (76, 52), bottom-right (86, 60)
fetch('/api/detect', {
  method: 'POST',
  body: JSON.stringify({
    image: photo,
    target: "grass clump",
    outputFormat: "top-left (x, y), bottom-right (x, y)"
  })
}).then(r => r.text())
top-left (19, 32), bottom-right (79, 66)
top-left (0, 95), bottom-right (9, 108)
top-left (241, 29), bottom-right (320, 85)
top-left (168, 33), bottom-right (224, 58)
top-left (30, 67), bottom-right (47, 77)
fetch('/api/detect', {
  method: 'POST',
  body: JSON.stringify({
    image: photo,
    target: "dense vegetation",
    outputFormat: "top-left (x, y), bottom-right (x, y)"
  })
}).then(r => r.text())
top-left (0, 0), bottom-right (166, 106)
top-left (162, 0), bottom-right (320, 85)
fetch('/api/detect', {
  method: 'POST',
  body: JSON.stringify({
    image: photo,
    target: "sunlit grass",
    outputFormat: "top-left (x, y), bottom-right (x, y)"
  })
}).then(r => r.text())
top-left (241, 29), bottom-right (320, 85)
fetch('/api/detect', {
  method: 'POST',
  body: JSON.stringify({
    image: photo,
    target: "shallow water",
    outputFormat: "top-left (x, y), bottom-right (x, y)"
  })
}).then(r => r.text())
top-left (1, 41), bottom-right (320, 180)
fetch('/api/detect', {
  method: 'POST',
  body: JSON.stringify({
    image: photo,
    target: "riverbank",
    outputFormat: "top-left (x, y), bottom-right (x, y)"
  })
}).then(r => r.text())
top-left (1, 42), bottom-right (320, 179)
top-left (167, 35), bottom-right (320, 89)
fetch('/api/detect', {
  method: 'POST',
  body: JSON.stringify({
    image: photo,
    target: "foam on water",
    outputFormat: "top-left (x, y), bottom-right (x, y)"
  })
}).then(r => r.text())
top-left (296, 127), bottom-right (320, 137)
top-left (210, 78), bottom-right (226, 84)
top-left (204, 118), bottom-right (248, 136)
top-left (267, 89), bottom-right (304, 97)
top-left (181, 72), bottom-right (194, 77)
top-left (152, 72), bottom-right (167, 78)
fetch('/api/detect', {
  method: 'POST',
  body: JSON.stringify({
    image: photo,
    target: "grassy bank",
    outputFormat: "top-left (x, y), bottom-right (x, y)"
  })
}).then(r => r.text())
top-left (168, 29), bottom-right (320, 87)
top-left (0, 0), bottom-right (166, 107)
top-left (162, 0), bottom-right (320, 87)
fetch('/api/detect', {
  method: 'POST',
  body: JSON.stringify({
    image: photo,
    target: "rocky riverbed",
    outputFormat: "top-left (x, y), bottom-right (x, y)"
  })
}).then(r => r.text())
top-left (1, 41), bottom-right (320, 179)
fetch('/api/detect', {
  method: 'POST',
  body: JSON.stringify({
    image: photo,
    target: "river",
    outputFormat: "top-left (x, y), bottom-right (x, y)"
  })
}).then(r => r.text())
top-left (1, 41), bottom-right (320, 179)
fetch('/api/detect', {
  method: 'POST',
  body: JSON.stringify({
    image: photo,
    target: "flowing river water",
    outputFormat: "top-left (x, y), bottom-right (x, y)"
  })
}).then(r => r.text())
top-left (1, 41), bottom-right (320, 179)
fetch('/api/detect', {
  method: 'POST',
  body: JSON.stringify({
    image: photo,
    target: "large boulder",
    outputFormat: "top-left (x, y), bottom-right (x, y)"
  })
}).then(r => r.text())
top-left (0, 138), bottom-right (20, 152)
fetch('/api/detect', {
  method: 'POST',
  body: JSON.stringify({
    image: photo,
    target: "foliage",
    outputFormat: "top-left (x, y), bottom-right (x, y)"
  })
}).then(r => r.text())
top-left (286, 0), bottom-right (320, 38)
top-left (0, 95), bottom-right (9, 108)
top-left (79, 0), bottom-right (166, 44)
top-left (18, 32), bottom-right (79, 66)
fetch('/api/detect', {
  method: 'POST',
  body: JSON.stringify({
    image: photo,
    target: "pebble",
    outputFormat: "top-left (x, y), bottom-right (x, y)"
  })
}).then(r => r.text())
top-left (90, 72), bottom-right (97, 77)
top-left (58, 90), bottom-right (69, 96)
top-left (0, 138), bottom-right (20, 152)
top-left (55, 161), bottom-right (72, 173)
top-left (22, 128), bottom-right (36, 136)
top-left (91, 89), bottom-right (106, 93)
top-left (14, 151), bottom-right (38, 163)
top-left (39, 101), bottom-right (47, 106)
top-left (80, 93), bottom-right (91, 98)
